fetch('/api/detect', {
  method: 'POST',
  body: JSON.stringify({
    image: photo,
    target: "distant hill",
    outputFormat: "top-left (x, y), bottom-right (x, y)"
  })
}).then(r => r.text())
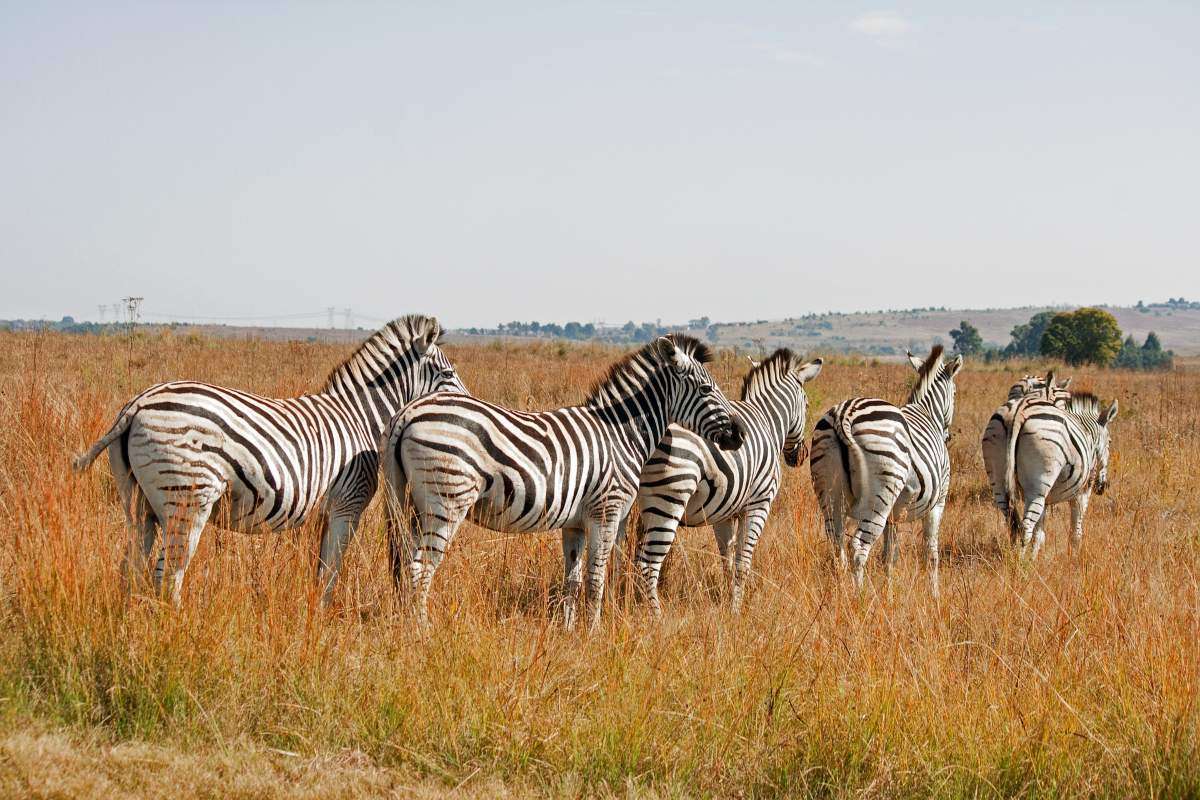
top-left (703, 304), bottom-right (1200, 357)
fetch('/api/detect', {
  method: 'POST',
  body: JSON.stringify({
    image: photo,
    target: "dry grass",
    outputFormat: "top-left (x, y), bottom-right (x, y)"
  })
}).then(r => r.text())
top-left (0, 329), bottom-right (1197, 798)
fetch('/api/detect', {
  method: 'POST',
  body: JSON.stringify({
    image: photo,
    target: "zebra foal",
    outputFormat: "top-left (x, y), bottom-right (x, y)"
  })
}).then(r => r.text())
top-left (618, 349), bottom-right (822, 615)
top-left (1004, 375), bottom-right (1117, 558)
top-left (380, 335), bottom-right (745, 631)
top-left (809, 345), bottom-right (963, 595)
top-left (72, 315), bottom-right (466, 604)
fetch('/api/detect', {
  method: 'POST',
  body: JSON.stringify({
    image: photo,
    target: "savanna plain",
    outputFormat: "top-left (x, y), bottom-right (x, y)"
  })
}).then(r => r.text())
top-left (0, 330), bottom-right (1197, 799)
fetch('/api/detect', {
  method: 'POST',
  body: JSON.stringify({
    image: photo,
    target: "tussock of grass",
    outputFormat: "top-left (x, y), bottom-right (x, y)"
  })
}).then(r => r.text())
top-left (1, 331), bottom-right (1197, 797)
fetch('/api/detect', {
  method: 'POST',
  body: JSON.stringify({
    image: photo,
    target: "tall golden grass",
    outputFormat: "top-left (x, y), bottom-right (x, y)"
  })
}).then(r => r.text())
top-left (1, 329), bottom-right (1196, 798)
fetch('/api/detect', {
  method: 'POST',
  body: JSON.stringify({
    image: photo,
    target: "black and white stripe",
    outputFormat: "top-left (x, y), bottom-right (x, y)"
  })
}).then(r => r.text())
top-left (1004, 377), bottom-right (1117, 557)
top-left (379, 335), bottom-right (746, 631)
top-left (72, 315), bottom-right (466, 603)
top-left (619, 349), bottom-right (822, 615)
top-left (809, 346), bottom-right (963, 595)
top-left (981, 374), bottom-right (1071, 521)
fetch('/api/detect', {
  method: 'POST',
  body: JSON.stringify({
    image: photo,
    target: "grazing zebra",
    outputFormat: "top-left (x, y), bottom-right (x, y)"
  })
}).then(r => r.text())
top-left (1004, 376), bottom-right (1117, 558)
top-left (617, 349), bottom-right (823, 615)
top-left (72, 315), bottom-right (466, 604)
top-left (981, 374), bottom-right (1071, 523)
top-left (809, 345), bottom-right (963, 595)
top-left (379, 335), bottom-right (746, 631)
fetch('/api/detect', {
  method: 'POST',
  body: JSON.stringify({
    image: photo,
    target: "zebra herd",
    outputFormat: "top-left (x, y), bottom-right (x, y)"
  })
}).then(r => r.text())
top-left (72, 314), bottom-right (1119, 629)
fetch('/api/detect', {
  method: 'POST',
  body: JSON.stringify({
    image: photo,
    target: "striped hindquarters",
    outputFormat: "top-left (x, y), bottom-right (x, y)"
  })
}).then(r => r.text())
top-left (113, 381), bottom-right (375, 530)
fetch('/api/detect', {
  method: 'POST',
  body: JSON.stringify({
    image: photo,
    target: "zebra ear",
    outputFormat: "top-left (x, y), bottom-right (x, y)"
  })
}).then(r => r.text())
top-left (946, 354), bottom-right (964, 378)
top-left (793, 357), bottom-right (823, 384)
top-left (1059, 377), bottom-right (1072, 391)
top-left (906, 351), bottom-right (924, 371)
top-left (1100, 399), bottom-right (1119, 426)
top-left (746, 356), bottom-right (761, 369)
top-left (1043, 370), bottom-right (1057, 398)
top-left (413, 317), bottom-right (443, 356)
top-left (654, 337), bottom-right (689, 373)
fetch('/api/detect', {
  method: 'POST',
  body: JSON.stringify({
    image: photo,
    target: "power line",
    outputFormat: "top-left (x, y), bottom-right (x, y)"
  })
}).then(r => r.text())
top-left (140, 310), bottom-right (328, 322)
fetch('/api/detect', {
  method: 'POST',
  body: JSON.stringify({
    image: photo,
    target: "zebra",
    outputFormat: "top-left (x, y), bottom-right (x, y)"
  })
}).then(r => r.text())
top-left (809, 345), bottom-right (963, 596)
top-left (616, 348), bottom-right (823, 615)
top-left (379, 334), bottom-right (746, 631)
top-left (1004, 375), bottom-right (1117, 558)
top-left (981, 374), bottom-right (1071, 524)
top-left (71, 314), bottom-right (466, 605)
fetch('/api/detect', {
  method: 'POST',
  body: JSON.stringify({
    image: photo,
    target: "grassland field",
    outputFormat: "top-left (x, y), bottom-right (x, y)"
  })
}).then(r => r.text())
top-left (0, 329), bottom-right (1197, 798)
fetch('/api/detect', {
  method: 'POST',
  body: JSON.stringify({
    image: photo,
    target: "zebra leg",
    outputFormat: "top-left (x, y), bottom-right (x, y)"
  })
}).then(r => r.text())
top-left (814, 475), bottom-right (848, 571)
top-left (584, 515), bottom-right (621, 633)
top-left (316, 512), bottom-right (359, 607)
top-left (1031, 519), bottom-right (1047, 560)
top-left (119, 484), bottom-right (159, 596)
top-left (1069, 493), bottom-right (1090, 556)
top-left (713, 518), bottom-right (736, 587)
top-left (411, 509), bottom-right (469, 628)
top-left (1018, 492), bottom-right (1047, 559)
top-left (560, 527), bottom-right (585, 631)
top-left (881, 520), bottom-right (900, 573)
top-left (636, 510), bottom-right (685, 618)
top-left (847, 516), bottom-right (889, 591)
top-left (153, 498), bottom-right (215, 605)
top-left (109, 441), bottom-right (159, 595)
top-left (383, 495), bottom-right (418, 597)
top-left (922, 504), bottom-right (944, 598)
top-left (730, 504), bottom-right (770, 614)
top-left (608, 513), bottom-right (631, 587)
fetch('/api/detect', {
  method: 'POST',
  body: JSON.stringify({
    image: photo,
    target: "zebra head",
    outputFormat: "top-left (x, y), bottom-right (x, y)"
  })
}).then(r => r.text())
top-left (782, 356), bottom-right (823, 466)
top-left (325, 315), bottom-right (467, 417)
top-left (1040, 371), bottom-right (1073, 408)
top-left (380, 315), bottom-right (469, 401)
top-left (1007, 374), bottom-right (1072, 405)
top-left (742, 349), bottom-right (822, 466)
top-left (655, 335), bottom-right (745, 451)
top-left (905, 345), bottom-right (964, 437)
top-left (1094, 398), bottom-right (1119, 495)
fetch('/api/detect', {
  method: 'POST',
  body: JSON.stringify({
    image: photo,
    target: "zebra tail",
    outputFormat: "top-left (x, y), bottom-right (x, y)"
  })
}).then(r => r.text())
top-left (378, 409), bottom-right (415, 515)
top-left (836, 409), bottom-right (872, 520)
top-left (1003, 397), bottom-right (1030, 534)
top-left (71, 399), bottom-right (138, 472)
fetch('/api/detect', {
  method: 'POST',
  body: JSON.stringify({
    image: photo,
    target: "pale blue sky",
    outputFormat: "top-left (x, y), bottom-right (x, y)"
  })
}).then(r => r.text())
top-left (2, 2), bottom-right (1197, 328)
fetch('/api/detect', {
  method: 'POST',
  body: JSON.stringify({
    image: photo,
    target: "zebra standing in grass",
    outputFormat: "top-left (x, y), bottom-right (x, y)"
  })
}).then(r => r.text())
top-left (617, 349), bottom-right (822, 615)
top-left (72, 315), bottom-right (466, 604)
top-left (380, 335), bottom-right (745, 631)
top-left (809, 345), bottom-right (963, 595)
top-left (1004, 376), bottom-right (1117, 558)
top-left (981, 374), bottom-right (1071, 522)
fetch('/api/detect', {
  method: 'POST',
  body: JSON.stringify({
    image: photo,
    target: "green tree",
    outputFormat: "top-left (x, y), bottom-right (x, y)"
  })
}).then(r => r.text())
top-left (949, 320), bottom-right (983, 355)
top-left (1114, 335), bottom-right (1142, 369)
top-left (1039, 307), bottom-right (1123, 366)
top-left (1005, 311), bottom-right (1057, 356)
top-left (1143, 331), bottom-right (1162, 351)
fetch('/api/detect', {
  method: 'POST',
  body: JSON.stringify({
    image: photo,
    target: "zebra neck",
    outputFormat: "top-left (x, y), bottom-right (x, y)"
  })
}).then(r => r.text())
top-left (743, 384), bottom-right (797, 444)
top-left (587, 363), bottom-right (672, 461)
top-left (906, 385), bottom-right (951, 433)
top-left (322, 373), bottom-right (405, 442)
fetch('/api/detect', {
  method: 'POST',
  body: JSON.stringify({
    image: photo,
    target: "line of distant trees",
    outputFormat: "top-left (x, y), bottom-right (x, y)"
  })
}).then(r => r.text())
top-left (461, 317), bottom-right (713, 344)
top-left (949, 308), bottom-right (1173, 370)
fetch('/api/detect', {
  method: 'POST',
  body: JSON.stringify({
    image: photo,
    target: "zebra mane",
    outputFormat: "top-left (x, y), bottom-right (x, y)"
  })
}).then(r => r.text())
top-left (741, 348), bottom-right (795, 400)
top-left (586, 334), bottom-right (712, 404)
top-left (321, 314), bottom-right (442, 392)
top-left (1066, 391), bottom-right (1102, 419)
top-left (907, 345), bottom-right (946, 405)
